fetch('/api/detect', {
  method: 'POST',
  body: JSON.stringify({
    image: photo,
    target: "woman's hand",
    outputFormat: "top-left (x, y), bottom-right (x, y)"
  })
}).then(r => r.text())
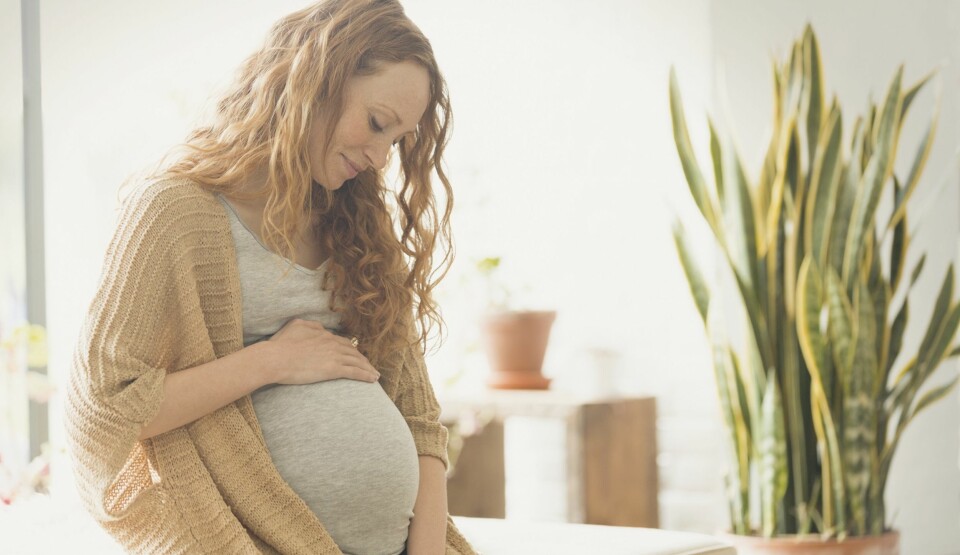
top-left (264, 318), bottom-right (380, 385)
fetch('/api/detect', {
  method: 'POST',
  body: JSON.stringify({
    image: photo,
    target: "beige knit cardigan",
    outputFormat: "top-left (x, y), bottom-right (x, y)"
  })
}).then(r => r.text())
top-left (64, 176), bottom-right (477, 554)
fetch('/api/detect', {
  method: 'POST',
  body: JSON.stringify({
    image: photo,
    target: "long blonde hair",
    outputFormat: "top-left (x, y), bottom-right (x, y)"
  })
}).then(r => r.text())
top-left (140, 0), bottom-right (453, 367)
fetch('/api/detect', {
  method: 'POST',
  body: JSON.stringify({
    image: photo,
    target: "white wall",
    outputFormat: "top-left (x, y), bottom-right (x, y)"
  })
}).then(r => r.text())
top-left (710, 1), bottom-right (960, 553)
top-left (1, 0), bottom-right (25, 325)
top-left (0, 0), bottom-right (29, 475)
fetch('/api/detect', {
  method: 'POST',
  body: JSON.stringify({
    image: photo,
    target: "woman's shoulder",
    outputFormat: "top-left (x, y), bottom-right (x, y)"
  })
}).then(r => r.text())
top-left (121, 174), bottom-right (216, 211)
top-left (116, 175), bottom-right (224, 244)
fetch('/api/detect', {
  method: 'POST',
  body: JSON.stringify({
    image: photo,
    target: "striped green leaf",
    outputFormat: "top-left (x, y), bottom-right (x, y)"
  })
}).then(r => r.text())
top-left (766, 114), bottom-right (799, 256)
top-left (918, 298), bottom-right (960, 383)
top-left (707, 304), bottom-right (750, 534)
top-left (887, 299), bottom-right (909, 377)
top-left (843, 68), bottom-right (903, 289)
top-left (900, 70), bottom-right (935, 123)
top-left (843, 280), bottom-right (880, 535)
top-left (672, 220), bottom-right (711, 323)
top-left (911, 375), bottom-right (960, 421)
top-left (802, 24), bottom-right (825, 171)
top-left (829, 124), bottom-right (864, 276)
top-left (826, 267), bottom-right (857, 379)
top-left (723, 147), bottom-right (758, 290)
top-left (887, 108), bottom-right (937, 234)
top-left (911, 254), bottom-right (927, 289)
top-left (915, 266), bottom-right (954, 375)
top-left (889, 177), bottom-right (908, 293)
top-left (710, 118), bottom-right (725, 203)
top-left (806, 101), bottom-right (843, 270)
top-left (797, 257), bottom-right (828, 377)
top-left (760, 378), bottom-right (789, 537)
top-left (670, 67), bottom-right (722, 238)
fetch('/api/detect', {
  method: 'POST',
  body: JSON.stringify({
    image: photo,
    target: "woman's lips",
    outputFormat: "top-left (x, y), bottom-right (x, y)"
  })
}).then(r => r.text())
top-left (342, 154), bottom-right (360, 178)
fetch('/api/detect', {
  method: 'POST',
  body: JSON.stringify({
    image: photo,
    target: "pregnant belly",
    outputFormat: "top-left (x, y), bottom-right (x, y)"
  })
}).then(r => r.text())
top-left (251, 378), bottom-right (420, 555)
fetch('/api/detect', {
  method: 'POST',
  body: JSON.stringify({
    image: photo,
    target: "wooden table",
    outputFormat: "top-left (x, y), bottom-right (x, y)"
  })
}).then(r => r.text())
top-left (439, 389), bottom-right (659, 528)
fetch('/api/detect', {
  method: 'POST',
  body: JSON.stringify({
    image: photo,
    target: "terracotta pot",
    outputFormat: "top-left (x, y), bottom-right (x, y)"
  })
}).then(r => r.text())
top-left (481, 310), bottom-right (556, 390)
top-left (720, 531), bottom-right (900, 555)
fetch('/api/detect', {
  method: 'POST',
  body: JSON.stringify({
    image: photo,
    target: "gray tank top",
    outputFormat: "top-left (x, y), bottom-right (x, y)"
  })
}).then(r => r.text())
top-left (216, 193), bottom-right (419, 555)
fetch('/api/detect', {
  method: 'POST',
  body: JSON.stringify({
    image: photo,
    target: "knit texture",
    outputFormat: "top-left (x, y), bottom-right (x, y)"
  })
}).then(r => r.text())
top-left (64, 176), bottom-right (477, 554)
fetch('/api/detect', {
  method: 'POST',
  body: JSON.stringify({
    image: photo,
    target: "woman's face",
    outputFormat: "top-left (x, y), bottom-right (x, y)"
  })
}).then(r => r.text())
top-left (309, 60), bottom-right (431, 190)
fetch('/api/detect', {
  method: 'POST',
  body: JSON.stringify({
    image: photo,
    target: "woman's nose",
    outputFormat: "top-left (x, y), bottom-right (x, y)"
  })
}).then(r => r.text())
top-left (364, 140), bottom-right (391, 171)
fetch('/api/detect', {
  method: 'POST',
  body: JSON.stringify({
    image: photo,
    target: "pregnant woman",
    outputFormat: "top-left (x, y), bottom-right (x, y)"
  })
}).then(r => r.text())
top-left (64, 1), bottom-right (475, 554)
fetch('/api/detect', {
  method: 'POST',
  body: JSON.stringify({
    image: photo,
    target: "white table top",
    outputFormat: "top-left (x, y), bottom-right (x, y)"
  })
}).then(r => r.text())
top-left (0, 495), bottom-right (735, 555)
top-left (452, 516), bottom-right (735, 555)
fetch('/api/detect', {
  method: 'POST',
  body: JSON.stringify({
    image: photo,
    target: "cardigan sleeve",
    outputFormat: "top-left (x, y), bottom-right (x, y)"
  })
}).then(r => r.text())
top-left (64, 182), bottom-right (182, 522)
top-left (393, 338), bottom-right (450, 470)
top-left (392, 338), bottom-right (480, 554)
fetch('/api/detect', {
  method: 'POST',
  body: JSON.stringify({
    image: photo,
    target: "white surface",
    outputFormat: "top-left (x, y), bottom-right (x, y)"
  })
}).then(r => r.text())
top-left (453, 516), bottom-right (735, 555)
top-left (0, 495), bottom-right (123, 554)
top-left (0, 495), bottom-right (735, 555)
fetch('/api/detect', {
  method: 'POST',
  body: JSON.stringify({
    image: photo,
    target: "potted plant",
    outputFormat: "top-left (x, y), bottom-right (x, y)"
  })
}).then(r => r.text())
top-left (670, 25), bottom-right (959, 553)
top-left (475, 256), bottom-right (556, 390)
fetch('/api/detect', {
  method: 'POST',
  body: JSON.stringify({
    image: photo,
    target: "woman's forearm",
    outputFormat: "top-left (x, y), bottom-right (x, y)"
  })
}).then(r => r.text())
top-left (137, 341), bottom-right (278, 441)
top-left (407, 454), bottom-right (448, 555)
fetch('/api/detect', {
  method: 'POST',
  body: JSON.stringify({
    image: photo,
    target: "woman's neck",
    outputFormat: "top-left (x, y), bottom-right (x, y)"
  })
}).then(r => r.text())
top-left (229, 165), bottom-right (272, 210)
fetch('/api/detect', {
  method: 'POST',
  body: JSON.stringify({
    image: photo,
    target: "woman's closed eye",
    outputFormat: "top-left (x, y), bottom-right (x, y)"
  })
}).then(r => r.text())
top-left (369, 115), bottom-right (402, 146)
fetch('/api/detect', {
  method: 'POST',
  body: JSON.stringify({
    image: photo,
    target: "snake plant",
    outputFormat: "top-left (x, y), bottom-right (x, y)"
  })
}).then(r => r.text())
top-left (670, 24), bottom-right (960, 539)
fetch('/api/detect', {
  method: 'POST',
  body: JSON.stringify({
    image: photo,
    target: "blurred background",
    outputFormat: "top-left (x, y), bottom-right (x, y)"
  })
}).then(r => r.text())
top-left (1, 1), bottom-right (958, 553)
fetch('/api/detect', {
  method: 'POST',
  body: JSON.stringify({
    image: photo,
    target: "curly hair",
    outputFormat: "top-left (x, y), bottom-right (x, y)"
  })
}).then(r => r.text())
top-left (136, 0), bottom-right (453, 368)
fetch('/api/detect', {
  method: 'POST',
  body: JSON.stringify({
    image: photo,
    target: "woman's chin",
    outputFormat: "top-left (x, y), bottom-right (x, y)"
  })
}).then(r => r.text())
top-left (312, 178), bottom-right (344, 192)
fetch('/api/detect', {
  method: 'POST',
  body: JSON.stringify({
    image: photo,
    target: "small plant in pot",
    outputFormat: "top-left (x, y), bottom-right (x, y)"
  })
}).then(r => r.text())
top-left (475, 256), bottom-right (556, 390)
top-left (670, 25), bottom-right (959, 554)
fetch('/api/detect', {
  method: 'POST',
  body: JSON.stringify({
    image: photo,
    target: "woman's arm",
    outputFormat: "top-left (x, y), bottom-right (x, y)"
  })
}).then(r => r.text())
top-left (138, 318), bottom-right (380, 441)
top-left (407, 454), bottom-right (448, 555)
top-left (392, 333), bottom-right (476, 552)
top-left (137, 341), bottom-right (278, 441)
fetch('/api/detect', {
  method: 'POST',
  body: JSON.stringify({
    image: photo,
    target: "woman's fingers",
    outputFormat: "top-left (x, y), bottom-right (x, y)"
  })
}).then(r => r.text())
top-left (360, 368), bottom-right (381, 382)
top-left (271, 318), bottom-right (380, 383)
top-left (340, 359), bottom-right (380, 381)
top-left (296, 321), bottom-right (357, 348)
top-left (339, 350), bottom-right (378, 374)
top-left (331, 334), bottom-right (355, 348)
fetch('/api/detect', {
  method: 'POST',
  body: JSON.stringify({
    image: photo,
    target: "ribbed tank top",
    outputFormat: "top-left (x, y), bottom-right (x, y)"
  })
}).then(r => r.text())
top-left (215, 193), bottom-right (419, 555)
